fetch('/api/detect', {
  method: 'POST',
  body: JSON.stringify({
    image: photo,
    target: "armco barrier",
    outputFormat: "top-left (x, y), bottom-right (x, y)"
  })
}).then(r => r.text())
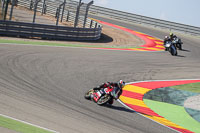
top-left (88, 5), bottom-right (200, 36)
top-left (45, 0), bottom-right (200, 36)
top-left (19, 0), bottom-right (199, 36)
top-left (0, 20), bottom-right (101, 40)
top-left (0, 0), bottom-right (102, 41)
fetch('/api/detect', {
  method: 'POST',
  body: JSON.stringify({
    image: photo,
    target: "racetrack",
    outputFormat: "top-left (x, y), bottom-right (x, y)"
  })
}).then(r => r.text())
top-left (0, 17), bottom-right (200, 133)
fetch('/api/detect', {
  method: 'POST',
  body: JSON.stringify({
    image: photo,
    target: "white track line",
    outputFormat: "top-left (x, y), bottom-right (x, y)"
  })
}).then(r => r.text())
top-left (0, 114), bottom-right (59, 133)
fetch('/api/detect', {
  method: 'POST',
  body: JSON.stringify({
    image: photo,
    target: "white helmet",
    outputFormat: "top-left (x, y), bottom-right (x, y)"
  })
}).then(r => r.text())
top-left (118, 80), bottom-right (125, 89)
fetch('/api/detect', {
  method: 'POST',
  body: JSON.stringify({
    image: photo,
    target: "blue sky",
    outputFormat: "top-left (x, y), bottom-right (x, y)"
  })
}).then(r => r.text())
top-left (82, 0), bottom-right (200, 27)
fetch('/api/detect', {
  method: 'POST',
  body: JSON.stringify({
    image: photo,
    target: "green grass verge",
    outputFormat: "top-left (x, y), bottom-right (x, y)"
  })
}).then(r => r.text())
top-left (0, 39), bottom-right (143, 49)
top-left (144, 99), bottom-right (200, 133)
top-left (171, 82), bottom-right (200, 93)
top-left (0, 115), bottom-right (54, 133)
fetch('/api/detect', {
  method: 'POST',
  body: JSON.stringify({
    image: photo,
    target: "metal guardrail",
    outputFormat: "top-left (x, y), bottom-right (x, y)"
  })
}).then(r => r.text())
top-left (47, 0), bottom-right (200, 36)
top-left (0, 0), bottom-right (102, 41)
top-left (17, 0), bottom-right (199, 35)
top-left (88, 4), bottom-right (200, 36)
top-left (0, 20), bottom-right (101, 40)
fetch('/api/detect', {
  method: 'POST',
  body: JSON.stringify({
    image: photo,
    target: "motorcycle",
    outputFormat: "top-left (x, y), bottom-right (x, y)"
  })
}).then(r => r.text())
top-left (85, 86), bottom-right (122, 105)
top-left (165, 40), bottom-right (178, 56)
top-left (172, 37), bottom-right (183, 50)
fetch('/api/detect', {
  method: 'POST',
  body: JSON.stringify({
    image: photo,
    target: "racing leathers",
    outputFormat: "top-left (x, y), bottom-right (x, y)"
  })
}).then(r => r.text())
top-left (170, 34), bottom-right (177, 41)
top-left (92, 82), bottom-right (123, 104)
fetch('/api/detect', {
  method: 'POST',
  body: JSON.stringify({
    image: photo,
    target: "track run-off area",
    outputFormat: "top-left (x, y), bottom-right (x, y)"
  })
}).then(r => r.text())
top-left (0, 15), bottom-right (200, 133)
top-left (120, 79), bottom-right (200, 133)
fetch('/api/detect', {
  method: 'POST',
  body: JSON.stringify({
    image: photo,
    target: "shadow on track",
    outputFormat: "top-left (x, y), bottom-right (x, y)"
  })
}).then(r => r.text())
top-left (180, 49), bottom-right (190, 52)
top-left (103, 104), bottom-right (135, 113)
top-left (177, 55), bottom-right (186, 57)
top-left (85, 33), bottom-right (113, 43)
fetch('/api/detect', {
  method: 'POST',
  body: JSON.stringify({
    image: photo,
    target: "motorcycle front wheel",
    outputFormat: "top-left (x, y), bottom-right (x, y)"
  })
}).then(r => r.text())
top-left (170, 45), bottom-right (177, 56)
top-left (97, 94), bottom-right (112, 106)
top-left (84, 89), bottom-right (94, 100)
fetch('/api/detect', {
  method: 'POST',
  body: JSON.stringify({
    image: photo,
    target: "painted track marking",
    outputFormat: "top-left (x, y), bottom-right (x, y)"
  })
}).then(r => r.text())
top-left (119, 79), bottom-right (200, 133)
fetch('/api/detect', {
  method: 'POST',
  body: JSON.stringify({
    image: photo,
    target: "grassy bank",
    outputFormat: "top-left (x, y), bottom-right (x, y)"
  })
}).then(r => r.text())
top-left (0, 38), bottom-right (142, 49)
top-left (171, 82), bottom-right (200, 93)
top-left (144, 99), bottom-right (200, 133)
top-left (0, 115), bottom-right (54, 133)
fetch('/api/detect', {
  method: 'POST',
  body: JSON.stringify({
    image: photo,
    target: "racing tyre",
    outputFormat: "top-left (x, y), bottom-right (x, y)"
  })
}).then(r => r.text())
top-left (176, 43), bottom-right (182, 50)
top-left (170, 45), bottom-right (177, 56)
top-left (84, 89), bottom-right (94, 100)
top-left (97, 94), bottom-right (111, 106)
top-left (178, 44), bottom-right (182, 50)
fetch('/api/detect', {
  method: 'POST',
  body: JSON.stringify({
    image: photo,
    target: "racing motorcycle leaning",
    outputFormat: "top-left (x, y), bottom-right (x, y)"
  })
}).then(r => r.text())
top-left (165, 40), bottom-right (178, 56)
top-left (172, 37), bottom-right (183, 50)
top-left (85, 86), bottom-right (122, 106)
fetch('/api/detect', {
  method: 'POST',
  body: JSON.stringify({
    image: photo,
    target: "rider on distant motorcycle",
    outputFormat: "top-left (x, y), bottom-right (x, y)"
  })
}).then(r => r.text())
top-left (163, 36), bottom-right (171, 51)
top-left (91, 80), bottom-right (125, 104)
top-left (169, 32), bottom-right (183, 50)
top-left (169, 33), bottom-right (177, 41)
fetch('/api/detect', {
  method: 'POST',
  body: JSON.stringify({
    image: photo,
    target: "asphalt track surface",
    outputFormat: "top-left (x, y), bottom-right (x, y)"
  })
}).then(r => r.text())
top-left (0, 16), bottom-right (200, 133)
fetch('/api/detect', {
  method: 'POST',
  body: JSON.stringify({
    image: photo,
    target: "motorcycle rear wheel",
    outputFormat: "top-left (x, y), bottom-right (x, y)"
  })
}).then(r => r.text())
top-left (177, 44), bottom-right (182, 50)
top-left (97, 94), bottom-right (111, 106)
top-left (169, 46), bottom-right (177, 56)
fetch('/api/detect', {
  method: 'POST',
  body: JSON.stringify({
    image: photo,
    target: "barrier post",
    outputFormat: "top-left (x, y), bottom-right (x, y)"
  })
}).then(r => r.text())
top-left (83, 0), bottom-right (93, 28)
top-left (56, 6), bottom-right (61, 25)
top-left (90, 20), bottom-right (93, 28)
top-left (30, 0), bottom-right (33, 10)
top-left (66, 10), bottom-right (69, 21)
top-left (33, 0), bottom-right (40, 23)
top-left (56, 2), bottom-right (64, 26)
top-left (74, 0), bottom-right (83, 27)
top-left (3, 0), bottom-right (9, 20)
top-left (9, 0), bottom-right (15, 20)
top-left (60, 0), bottom-right (66, 22)
top-left (2, 0), bottom-right (5, 14)
top-left (42, 0), bottom-right (46, 15)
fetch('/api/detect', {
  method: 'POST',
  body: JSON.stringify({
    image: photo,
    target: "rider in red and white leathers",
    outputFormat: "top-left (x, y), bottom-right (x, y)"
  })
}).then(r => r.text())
top-left (91, 80), bottom-right (125, 104)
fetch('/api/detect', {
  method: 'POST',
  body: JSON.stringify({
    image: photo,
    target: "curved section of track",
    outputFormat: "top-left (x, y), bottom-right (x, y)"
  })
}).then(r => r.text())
top-left (92, 19), bottom-right (165, 51)
top-left (0, 16), bottom-right (200, 133)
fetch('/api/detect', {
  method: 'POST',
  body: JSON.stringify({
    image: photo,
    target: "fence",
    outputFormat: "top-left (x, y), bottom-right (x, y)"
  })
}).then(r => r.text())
top-left (46, 0), bottom-right (200, 36)
top-left (0, 0), bottom-right (2, 19)
top-left (0, 0), bottom-right (5, 19)
top-left (0, 20), bottom-right (101, 40)
top-left (89, 4), bottom-right (200, 36)
top-left (17, 0), bottom-right (101, 28)
top-left (0, 0), bottom-right (102, 41)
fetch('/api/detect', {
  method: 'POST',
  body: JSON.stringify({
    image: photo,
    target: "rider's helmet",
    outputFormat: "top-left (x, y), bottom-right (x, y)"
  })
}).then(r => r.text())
top-left (118, 80), bottom-right (125, 89)
top-left (170, 33), bottom-right (173, 37)
top-left (165, 36), bottom-right (168, 40)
